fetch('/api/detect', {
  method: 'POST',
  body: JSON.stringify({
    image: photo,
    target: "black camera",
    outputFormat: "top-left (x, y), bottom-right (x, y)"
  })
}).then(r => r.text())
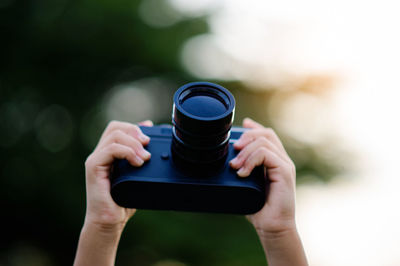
top-left (111, 82), bottom-right (267, 214)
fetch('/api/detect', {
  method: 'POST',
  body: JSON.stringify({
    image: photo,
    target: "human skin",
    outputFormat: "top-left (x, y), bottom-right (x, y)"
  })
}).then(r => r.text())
top-left (230, 118), bottom-right (308, 266)
top-left (74, 120), bottom-right (153, 266)
top-left (74, 118), bottom-right (308, 266)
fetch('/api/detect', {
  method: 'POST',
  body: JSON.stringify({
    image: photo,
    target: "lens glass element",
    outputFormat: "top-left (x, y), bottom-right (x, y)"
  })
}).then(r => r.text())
top-left (180, 94), bottom-right (227, 118)
top-left (171, 82), bottom-right (235, 172)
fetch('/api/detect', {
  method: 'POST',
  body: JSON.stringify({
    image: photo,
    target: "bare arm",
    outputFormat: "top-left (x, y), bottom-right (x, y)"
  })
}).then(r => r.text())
top-left (258, 228), bottom-right (307, 266)
top-left (230, 118), bottom-right (308, 266)
top-left (74, 221), bottom-right (125, 266)
top-left (74, 120), bottom-right (153, 266)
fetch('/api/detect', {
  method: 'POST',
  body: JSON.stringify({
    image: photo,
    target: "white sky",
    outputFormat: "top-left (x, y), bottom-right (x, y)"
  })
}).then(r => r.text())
top-left (169, 0), bottom-right (400, 265)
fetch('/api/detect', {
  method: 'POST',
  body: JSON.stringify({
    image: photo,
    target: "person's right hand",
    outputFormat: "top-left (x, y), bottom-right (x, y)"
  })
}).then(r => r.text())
top-left (83, 120), bottom-right (152, 231)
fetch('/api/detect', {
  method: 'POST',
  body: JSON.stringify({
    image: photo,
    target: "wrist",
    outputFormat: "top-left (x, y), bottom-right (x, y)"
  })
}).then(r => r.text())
top-left (83, 217), bottom-right (126, 237)
top-left (255, 220), bottom-right (297, 242)
top-left (257, 224), bottom-right (302, 256)
top-left (257, 225), bottom-right (297, 242)
top-left (250, 214), bottom-right (297, 240)
top-left (74, 218), bottom-right (125, 266)
top-left (258, 226), bottom-right (308, 266)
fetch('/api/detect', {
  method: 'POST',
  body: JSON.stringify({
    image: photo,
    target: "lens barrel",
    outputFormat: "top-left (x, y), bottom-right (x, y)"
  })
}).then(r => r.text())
top-left (171, 82), bottom-right (235, 170)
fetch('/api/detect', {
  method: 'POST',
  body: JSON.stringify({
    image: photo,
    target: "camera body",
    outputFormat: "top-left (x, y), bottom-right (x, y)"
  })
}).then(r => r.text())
top-left (110, 82), bottom-right (267, 214)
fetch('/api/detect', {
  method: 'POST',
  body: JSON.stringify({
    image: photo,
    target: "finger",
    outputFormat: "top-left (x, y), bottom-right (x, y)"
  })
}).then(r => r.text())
top-left (100, 120), bottom-right (150, 145)
top-left (243, 117), bottom-right (264, 129)
top-left (96, 130), bottom-right (151, 160)
top-left (230, 136), bottom-right (289, 170)
top-left (235, 117), bottom-right (265, 150)
top-left (234, 128), bottom-right (287, 156)
top-left (89, 143), bottom-right (144, 172)
top-left (236, 147), bottom-right (284, 178)
top-left (138, 120), bottom-right (153, 127)
top-left (236, 118), bottom-right (285, 152)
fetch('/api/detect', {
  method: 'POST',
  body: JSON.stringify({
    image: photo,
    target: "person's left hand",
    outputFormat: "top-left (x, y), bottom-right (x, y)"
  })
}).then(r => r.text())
top-left (230, 118), bottom-right (297, 236)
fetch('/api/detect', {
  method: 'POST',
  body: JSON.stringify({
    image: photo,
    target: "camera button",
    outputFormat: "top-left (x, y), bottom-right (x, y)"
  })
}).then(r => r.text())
top-left (161, 152), bottom-right (169, 160)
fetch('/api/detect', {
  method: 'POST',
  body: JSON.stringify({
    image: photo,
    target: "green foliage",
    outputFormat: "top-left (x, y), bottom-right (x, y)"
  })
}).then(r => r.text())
top-left (0, 1), bottom-right (342, 265)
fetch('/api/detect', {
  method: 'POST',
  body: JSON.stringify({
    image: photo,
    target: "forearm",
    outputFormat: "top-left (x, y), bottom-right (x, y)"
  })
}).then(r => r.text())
top-left (74, 221), bottom-right (125, 266)
top-left (258, 228), bottom-right (308, 266)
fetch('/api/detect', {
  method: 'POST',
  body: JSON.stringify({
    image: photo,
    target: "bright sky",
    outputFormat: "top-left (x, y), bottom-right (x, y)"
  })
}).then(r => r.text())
top-left (169, 0), bottom-right (400, 265)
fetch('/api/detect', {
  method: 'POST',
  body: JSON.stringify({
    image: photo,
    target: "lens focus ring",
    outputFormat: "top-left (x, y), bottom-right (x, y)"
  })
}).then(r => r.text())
top-left (171, 82), bottom-right (235, 167)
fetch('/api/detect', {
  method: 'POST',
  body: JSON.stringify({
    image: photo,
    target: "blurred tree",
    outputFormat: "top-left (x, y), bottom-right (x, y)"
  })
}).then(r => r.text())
top-left (0, 0), bottom-right (208, 265)
top-left (0, 0), bottom-right (344, 265)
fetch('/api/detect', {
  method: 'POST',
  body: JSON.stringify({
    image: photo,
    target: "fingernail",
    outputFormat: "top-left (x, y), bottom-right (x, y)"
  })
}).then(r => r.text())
top-left (237, 167), bottom-right (247, 177)
top-left (140, 134), bottom-right (150, 142)
top-left (234, 139), bottom-right (243, 147)
top-left (230, 157), bottom-right (239, 167)
top-left (135, 156), bottom-right (144, 165)
top-left (139, 149), bottom-right (151, 160)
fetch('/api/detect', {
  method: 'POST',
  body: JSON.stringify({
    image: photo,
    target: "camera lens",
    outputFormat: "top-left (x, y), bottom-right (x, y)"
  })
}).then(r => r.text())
top-left (171, 82), bottom-right (235, 171)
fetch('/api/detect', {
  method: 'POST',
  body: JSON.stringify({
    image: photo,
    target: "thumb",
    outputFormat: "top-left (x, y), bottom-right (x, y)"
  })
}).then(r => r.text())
top-left (138, 120), bottom-right (153, 127)
top-left (243, 117), bottom-right (264, 129)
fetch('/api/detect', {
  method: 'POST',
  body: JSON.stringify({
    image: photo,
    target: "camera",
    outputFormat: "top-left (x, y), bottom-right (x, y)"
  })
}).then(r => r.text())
top-left (111, 82), bottom-right (267, 214)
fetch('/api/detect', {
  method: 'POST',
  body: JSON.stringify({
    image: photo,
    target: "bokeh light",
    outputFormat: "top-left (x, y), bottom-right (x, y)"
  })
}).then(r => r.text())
top-left (35, 105), bottom-right (74, 153)
top-left (139, 0), bottom-right (184, 28)
top-left (0, 102), bottom-right (26, 147)
top-left (1, 0), bottom-right (399, 265)
top-left (175, 0), bottom-right (400, 265)
top-left (105, 78), bottom-right (175, 124)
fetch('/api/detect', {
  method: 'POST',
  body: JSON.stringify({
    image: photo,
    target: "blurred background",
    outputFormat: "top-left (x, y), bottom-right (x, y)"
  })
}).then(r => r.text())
top-left (1, 0), bottom-right (399, 265)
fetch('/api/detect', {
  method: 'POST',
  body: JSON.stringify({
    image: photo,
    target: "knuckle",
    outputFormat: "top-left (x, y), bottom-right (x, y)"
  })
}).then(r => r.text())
top-left (282, 160), bottom-right (295, 177)
top-left (130, 138), bottom-right (141, 149)
top-left (290, 160), bottom-right (296, 174)
top-left (84, 156), bottom-right (92, 168)
top-left (263, 127), bottom-right (276, 137)
top-left (126, 148), bottom-right (136, 158)
top-left (107, 142), bottom-right (119, 153)
top-left (256, 146), bottom-right (269, 157)
top-left (110, 129), bottom-right (124, 140)
top-left (111, 129), bottom-right (125, 142)
top-left (129, 138), bottom-right (143, 150)
top-left (250, 147), bottom-right (268, 163)
top-left (107, 120), bottom-right (119, 129)
top-left (241, 157), bottom-right (250, 167)
top-left (266, 127), bottom-right (275, 133)
top-left (236, 151), bottom-right (244, 161)
top-left (256, 136), bottom-right (269, 146)
top-left (130, 124), bottom-right (140, 132)
top-left (241, 130), bottom-right (253, 139)
top-left (243, 155), bottom-right (256, 169)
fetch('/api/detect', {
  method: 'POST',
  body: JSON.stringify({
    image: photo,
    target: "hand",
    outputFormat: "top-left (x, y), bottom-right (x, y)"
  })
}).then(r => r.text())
top-left (229, 118), bottom-right (296, 236)
top-left (84, 120), bottom-right (153, 231)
